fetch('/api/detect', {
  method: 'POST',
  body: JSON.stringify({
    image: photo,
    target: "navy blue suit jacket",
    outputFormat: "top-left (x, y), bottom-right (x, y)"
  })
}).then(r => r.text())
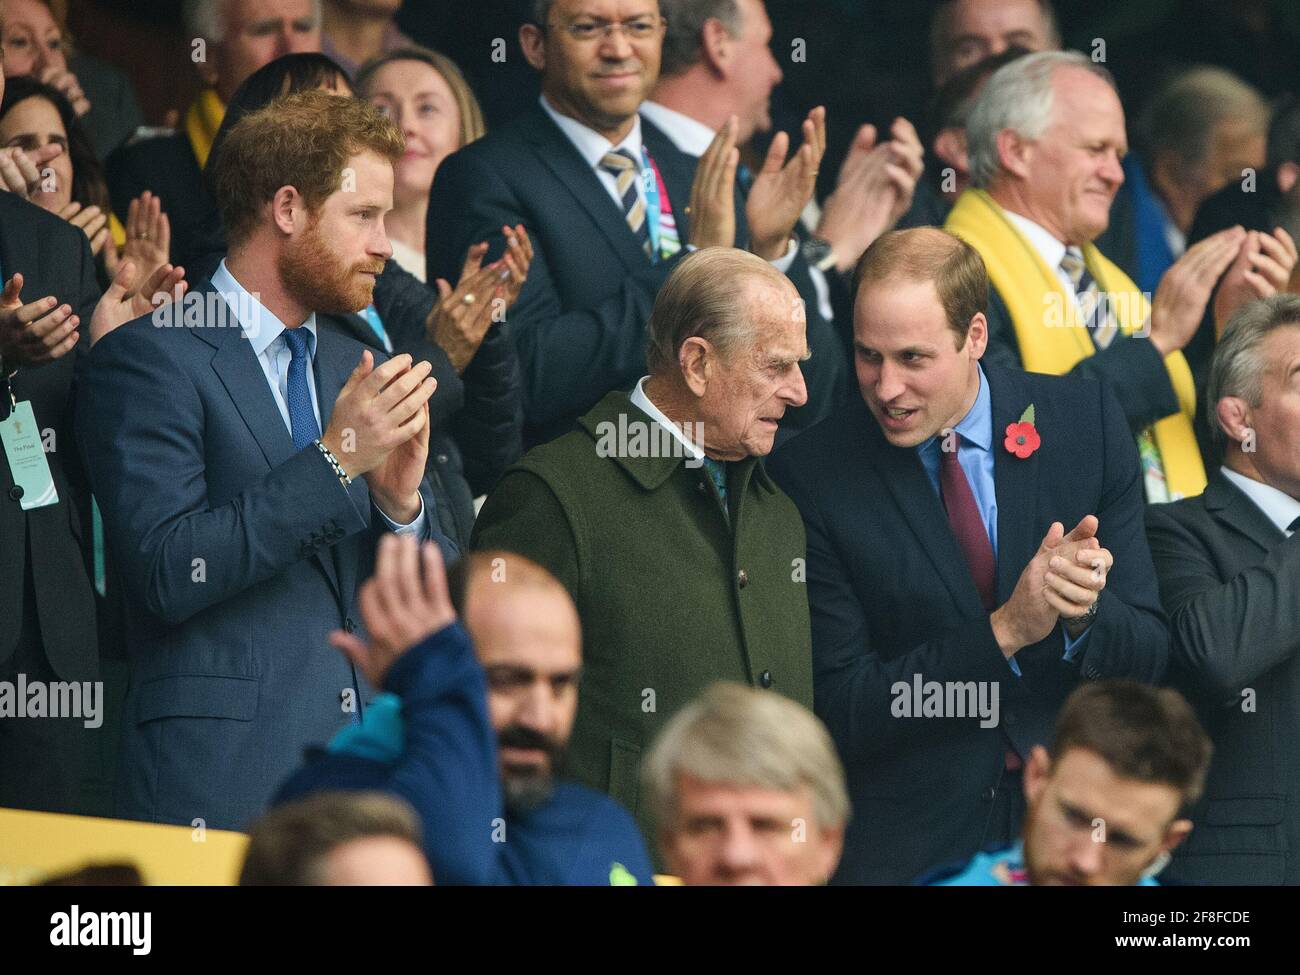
top-left (427, 103), bottom-right (845, 446)
top-left (75, 282), bottom-right (456, 830)
top-left (767, 362), bottom-right (1169, 884)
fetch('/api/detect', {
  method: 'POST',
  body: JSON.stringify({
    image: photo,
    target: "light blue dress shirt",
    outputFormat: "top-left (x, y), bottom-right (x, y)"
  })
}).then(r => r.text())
top-left (914, 364), bottom-right (1087, 670)
top-left (211, 260), bottom-right (426, 536)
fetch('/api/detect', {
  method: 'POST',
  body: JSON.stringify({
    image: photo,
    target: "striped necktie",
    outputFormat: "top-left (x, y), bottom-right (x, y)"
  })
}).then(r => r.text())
top-left (1059, 247), bottom-right (1119, 350)
top-left (599, 148), bottom-right (653, 260)
top-left (1060, 249), bottom-right (1169, 500)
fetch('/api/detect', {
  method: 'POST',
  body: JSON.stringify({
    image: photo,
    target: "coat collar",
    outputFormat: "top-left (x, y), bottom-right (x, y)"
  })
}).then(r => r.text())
top-left (1202, 469), bottom-right (1288, 550)
top-left (577, 391), bottom-right (776, 495)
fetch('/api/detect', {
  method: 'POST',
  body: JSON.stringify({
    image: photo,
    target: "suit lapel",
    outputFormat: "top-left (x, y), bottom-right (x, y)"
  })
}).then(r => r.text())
top-left (988, 366), bottom-right (1040, 603)
top-left (196, 284), bottom-right (297, 472)
top-left (1204, 472), bottom-right (1286, 551)
top-left (522, 105), bottom-right (652, 273)
top-left (195, 287), bottom-right (347, 604)
top-left (859, 401), bottom-right (985, 615)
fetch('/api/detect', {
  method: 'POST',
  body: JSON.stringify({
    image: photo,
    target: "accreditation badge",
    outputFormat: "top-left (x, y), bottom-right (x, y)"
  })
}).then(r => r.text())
top-left (0, 400), bottom-right (58, 510)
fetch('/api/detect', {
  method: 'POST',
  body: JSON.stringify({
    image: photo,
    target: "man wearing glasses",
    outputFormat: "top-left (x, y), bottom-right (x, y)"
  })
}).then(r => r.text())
top-left (426, 0), bottom-right (843, 447)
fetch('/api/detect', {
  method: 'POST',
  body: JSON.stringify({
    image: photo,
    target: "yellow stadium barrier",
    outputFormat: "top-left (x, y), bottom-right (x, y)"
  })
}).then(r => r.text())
top-left (0, 807), bottom-right (248, 886)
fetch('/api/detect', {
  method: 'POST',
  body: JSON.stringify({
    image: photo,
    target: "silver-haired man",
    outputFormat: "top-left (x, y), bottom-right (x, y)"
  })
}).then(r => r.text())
top-left (945, 50), bottom-right (1294, 502)
top-left (643, 681), bottom-right (848, 885)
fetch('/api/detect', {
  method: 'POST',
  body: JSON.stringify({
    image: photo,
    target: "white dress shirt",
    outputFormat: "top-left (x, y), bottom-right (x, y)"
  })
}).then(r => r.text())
top-left (1221, 466), bottom-right (1300, 537)
top-left (211, 260), bottom-right (426, 534)
top-left (540, 94), bottom-right (646, 212)
top-left (629, 375), bottom-right (703, 462)
top-left (1002, 209), bottom-right (1081, 301)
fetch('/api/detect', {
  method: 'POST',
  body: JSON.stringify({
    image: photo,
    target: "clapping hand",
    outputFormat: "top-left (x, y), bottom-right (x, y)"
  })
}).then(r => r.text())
top-left (427, 225), bottom-right (533, 373)
top-left (745, 106), bottom-right (826, 261)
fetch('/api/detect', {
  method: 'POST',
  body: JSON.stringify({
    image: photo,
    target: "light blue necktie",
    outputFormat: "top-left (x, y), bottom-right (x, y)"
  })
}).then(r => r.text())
top-left (282, 327), bottom-right (320, 449)
top-left (362, 304), bottom-right (392, 352)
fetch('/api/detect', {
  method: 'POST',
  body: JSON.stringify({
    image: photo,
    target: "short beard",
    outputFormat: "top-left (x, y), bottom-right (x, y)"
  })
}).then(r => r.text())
top-left (498, 724), bottom-right (566, 816)
top-left (278, 215), bottom-right (381, 315)
top-left (502, 769), bottom-right (557, 816)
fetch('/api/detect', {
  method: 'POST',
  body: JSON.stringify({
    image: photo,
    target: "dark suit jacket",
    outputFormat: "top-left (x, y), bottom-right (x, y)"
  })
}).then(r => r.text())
top-left (1146, 472), bottom-right (1300, 885)
top-left (0, 193), bottom-right (100, 682)
top-left (105, 132), bottom-right (212, 275)
top-left (75, 281), bottom-right (455, 830)
top-left (767, 362), bottom-right (1169, 884)
top-left (427, 103), bottom-right (845, 445)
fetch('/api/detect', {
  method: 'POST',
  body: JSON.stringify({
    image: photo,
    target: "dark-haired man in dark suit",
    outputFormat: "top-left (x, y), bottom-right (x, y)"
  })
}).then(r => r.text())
top-left (1147, 294), bottom-right (1300, 885)
top-left (768, 227), bottom-right (1169, 884)
top-left (428, 0), bottom-right (840, 446)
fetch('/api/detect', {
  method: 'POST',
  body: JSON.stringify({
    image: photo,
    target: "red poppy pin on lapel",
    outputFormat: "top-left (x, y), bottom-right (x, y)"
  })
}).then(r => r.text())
top-left (1004, 405), bottom-right (1040, 459)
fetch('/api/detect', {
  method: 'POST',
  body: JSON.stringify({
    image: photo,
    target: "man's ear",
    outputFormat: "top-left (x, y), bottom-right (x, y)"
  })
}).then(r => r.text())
top-left (1161, 818), bottom-right (1193, 855)
top-left (1215, 395), bottom-right (1252, 449)
top-left (1023, 744), bottom-right (1051, 805)
top-left (699, 17), bottom-right (732, 76)
top-left (519, 23), bottom-right (546, 72)
top-left (815, 826), bottom-right (845, 884)
top-left (996, 127), bottom-right (1033, 181)
top-left (679, 337), bottom-right (712, 396)
top-left (1278, 160), bottom-right (1300, 195)
top-left (1151, 153), bottom-right (1190, 214)
top-left (933, 127), bottom-right (968, 173)
top-left (271, 186), bottom-right (303, 236)
top-left (965, 311), bottom-right (988, 360)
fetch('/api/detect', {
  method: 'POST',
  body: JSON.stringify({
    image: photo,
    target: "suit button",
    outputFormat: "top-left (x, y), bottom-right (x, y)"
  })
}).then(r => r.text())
top-left (697, 481), bottom-right (707, 493)
top-left (759, 670), bottom-right (773, 688)
top-left (436, 453), bottom-right (449, 464)
top-left (344, 618), bottom-right (356, 633)
top-left (737, 569), bottom-right (749, 588)
top-left (982, 786), bottom-right (996, 801)
top-left (7, 485), bottom-right (22, 501)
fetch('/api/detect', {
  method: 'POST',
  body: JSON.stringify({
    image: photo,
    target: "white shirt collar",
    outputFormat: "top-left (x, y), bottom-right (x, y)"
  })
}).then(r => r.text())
top-left (539, 94), bottom-right (644, 171)
top-left (1220, 466), bottom-right (1300, 537)
top-left (1002, 209), bottom-right (1068, 274)
top-left (639, 100), bottom-right (716, 157)
top-left (211, 259), bottom-right (317, 358)
top-left (629, 376), bottom-right (704, 461)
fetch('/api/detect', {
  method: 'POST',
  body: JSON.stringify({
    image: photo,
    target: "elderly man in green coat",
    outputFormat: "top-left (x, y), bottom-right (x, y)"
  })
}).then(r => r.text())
top-left (473, 247), bottom-right (818, 834)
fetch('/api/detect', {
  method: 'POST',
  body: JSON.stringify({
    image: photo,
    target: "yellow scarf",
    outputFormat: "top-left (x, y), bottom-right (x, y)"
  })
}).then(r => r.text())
top-left (945, 188), bottom-right (1206, 500)
top-left (184, 88), bottom-right (226, 170)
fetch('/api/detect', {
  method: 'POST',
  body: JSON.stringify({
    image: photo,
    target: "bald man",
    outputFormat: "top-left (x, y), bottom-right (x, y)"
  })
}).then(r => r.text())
top-left (274, 538), bottom-right (653, 885)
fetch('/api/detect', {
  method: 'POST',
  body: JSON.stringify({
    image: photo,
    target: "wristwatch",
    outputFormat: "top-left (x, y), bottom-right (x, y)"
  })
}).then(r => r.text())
top-left (800, 234), bottom-right (839, 273)
top-left (1064, 600), bottom-right (1099, 630)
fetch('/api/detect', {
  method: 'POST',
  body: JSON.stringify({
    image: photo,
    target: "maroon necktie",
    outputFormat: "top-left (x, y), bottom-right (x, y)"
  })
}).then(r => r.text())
top-left (939, 443), bottom-right (996, 610)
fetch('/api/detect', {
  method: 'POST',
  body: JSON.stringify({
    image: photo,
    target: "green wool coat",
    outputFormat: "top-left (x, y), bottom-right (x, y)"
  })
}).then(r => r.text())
top-left (472, 391), bottom-right (814, 833)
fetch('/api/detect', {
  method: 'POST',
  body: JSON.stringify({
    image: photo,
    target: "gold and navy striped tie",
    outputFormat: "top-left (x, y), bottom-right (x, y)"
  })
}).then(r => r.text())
top-left (1060, 247), bottom-right (1118, 350)
top-left (599, 149), bottom-right (653, 260)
